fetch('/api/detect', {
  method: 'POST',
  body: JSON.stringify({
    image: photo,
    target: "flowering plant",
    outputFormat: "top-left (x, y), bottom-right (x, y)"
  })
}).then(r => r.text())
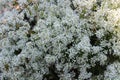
top-left (0, 0), bottom-right (120, 80)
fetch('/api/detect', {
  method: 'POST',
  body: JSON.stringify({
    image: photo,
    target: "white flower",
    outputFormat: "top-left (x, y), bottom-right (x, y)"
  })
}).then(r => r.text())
top-left (76, 35), bottom-right (91, 52)
top-left (45, 55), bottom-right (57, 64)
top-left (92, 46), bottom-right (102, 54)
top-left (104, 62), bottom-right (120, 80)
top-left (95, 29), bottom-right (104, 39)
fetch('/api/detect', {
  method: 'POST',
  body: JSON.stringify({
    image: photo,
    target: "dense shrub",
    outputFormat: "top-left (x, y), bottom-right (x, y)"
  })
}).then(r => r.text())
top-left (0, 0), bottom-right (120, 80)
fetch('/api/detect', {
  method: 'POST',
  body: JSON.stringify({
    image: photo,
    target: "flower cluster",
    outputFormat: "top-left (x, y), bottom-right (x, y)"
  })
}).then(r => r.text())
top-left (0, 0), bottom-right (120, 80)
